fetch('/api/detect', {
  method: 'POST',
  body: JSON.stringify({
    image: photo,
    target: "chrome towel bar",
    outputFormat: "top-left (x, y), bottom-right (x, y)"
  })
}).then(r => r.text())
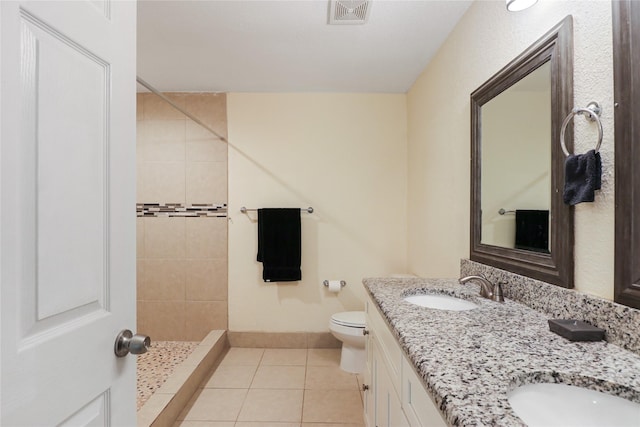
top-left (241, 206), bottom-right (314, 214)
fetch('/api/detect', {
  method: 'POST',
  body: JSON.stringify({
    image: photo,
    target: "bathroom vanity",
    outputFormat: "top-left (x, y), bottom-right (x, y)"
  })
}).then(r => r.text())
top-left (361, 276), bottom-right (640, 426)
top-left (363, 290), bottom-right (447, 427)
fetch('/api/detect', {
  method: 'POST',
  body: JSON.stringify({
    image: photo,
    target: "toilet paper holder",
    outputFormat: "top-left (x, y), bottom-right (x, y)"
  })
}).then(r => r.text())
top-left (323, 280), bottom-right (346, 288)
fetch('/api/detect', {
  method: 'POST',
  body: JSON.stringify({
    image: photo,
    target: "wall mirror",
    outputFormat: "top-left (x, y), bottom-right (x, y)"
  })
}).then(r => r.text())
top-left (470, 16), bottom-right (574, 288)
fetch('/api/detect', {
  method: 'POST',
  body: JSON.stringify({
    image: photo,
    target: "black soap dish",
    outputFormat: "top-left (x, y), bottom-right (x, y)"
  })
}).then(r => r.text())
top-left (548, 319), bottom-right (605, 342)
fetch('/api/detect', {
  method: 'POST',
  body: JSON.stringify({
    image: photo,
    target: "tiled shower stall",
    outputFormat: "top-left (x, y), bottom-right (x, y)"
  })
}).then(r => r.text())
top-left (135, 93), bottom-right (228, 409)
top-left (136, 92), bottom-right (228, 342)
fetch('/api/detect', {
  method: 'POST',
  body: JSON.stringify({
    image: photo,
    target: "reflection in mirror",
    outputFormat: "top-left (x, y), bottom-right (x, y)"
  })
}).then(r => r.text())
top-left (480, 62), bottom-right (551, 253)
top-left (470, 16), bottom-right (573, 288)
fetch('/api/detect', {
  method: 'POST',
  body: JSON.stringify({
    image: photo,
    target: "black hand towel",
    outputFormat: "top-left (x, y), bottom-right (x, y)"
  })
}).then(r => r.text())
top-left (563, 149), bottom-right (602, 205)
top-left (257, 208), bottom-right (301, 282)
top-left (515, 209), bottom-right (549, 253)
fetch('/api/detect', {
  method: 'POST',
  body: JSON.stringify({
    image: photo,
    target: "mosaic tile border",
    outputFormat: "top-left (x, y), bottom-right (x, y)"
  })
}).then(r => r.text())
top-left (137, 203), bottom-right (227, 218)
top-left (460, 259), bottom-right (640, 355)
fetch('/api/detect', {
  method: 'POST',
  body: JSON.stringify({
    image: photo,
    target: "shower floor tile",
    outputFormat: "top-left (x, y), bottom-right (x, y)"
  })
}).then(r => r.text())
top-left (137, 340), bottom-right (199, 410)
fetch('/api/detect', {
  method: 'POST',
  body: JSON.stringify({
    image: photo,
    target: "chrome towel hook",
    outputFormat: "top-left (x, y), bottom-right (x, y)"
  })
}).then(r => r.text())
top-left (560, 101), bottom-right (603, 157)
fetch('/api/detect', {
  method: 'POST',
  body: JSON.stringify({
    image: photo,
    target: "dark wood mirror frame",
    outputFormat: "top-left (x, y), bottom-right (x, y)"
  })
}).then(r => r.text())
top-left (470, 16), bottom-right (574, 288)
top-left (613, 0), bottom-right (640, 309)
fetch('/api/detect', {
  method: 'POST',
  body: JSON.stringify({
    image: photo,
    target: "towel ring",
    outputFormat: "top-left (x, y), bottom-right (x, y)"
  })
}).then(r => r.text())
top-left (560, 101), bottom-right (603, 157)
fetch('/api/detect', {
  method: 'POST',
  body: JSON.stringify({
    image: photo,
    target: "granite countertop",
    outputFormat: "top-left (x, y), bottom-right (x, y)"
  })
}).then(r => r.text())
top-left (363, 277), bottom-right (640, 427)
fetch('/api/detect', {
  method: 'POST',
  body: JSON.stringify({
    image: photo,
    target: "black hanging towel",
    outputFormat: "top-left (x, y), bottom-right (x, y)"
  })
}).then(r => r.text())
top-left (515, 209), bottom-right (550, 254)
top-left (563, 149), bottom-right (602, 205)
top-left (257, 208), bottom-right (302, 282)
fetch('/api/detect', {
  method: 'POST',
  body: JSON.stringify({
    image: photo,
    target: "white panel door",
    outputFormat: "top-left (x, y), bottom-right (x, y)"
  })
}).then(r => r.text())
top-left (1, 0), bottom-right (137, 425)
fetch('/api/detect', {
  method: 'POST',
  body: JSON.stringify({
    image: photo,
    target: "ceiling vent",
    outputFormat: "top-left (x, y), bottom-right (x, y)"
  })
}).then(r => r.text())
top-left (328, 0), bottom-right (372, 25)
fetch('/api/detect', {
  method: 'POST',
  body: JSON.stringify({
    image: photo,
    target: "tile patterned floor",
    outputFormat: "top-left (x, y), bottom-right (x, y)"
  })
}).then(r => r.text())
top-left (137, 340), bottom-right (199, 409)
top-left (176, 348), bottom-right (365, 427)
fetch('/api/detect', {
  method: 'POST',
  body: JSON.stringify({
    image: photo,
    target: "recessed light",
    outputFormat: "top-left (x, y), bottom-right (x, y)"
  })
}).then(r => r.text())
top-left (506, 0), bottom-right (538, 12)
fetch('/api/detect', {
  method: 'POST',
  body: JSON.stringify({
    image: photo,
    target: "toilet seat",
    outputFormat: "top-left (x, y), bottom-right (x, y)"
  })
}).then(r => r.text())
top-left (329, 311), bottom-right (366, 373)
top-left (330, 311), bottom-right (365, 328)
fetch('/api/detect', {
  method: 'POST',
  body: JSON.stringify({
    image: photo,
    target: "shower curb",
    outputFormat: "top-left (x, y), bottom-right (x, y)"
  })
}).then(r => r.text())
top-left (137, 330), bottom-right (228, 427)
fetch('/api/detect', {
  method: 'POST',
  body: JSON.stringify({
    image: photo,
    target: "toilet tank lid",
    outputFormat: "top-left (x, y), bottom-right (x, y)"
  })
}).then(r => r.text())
top-left (331, 311), bottom-right (366, 327)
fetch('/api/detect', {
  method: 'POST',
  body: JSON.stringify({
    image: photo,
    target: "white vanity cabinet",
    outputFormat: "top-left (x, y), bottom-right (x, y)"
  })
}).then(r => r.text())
top-left (363, 299), bottom-right (408, 427)
top-left (364, 295), bottom-right (448, 427)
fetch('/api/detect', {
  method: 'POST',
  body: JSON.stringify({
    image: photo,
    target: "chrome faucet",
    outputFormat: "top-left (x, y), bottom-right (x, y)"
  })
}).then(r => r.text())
top-left (459, 275), bottom-right (505, 302)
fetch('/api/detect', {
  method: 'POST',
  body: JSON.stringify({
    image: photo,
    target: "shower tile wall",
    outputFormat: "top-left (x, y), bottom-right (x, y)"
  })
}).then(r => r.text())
top-left (136, 93), bottom-right (228, 341)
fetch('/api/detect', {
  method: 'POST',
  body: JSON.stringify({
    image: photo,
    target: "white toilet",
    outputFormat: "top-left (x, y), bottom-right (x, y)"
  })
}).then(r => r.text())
top-left (329, 311), bottom-right (366, 373)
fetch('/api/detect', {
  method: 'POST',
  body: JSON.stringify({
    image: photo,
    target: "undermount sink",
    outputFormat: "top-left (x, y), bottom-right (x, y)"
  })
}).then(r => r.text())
top-left (508, 383), bottom-right (640, 426)
top-left (403, 294), bottom-right (478, 311)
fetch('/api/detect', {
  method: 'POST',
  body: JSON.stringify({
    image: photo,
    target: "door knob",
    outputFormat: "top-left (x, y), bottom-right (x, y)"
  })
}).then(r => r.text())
top-left (362, 329), bottom-right (370, 335)
top-left (114, 329), bottom-right (151, 357)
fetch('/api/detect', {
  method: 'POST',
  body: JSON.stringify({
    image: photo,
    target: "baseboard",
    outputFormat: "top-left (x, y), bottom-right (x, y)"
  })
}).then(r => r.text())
top-left (228, 331), bottom-right (341, 348)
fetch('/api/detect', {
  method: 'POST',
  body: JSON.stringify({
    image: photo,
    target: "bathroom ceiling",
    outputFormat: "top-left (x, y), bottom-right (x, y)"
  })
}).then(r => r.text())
top-left (136, 0), bottom-right (473, 93)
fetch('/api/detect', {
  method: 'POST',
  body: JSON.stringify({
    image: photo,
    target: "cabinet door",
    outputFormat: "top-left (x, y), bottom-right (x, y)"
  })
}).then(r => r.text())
top-left (375, 340), bottom-right (409, 427)
top-left (388, 386), bottom-right (410, 427)
top-left (375, 346), bottom-right (390, 426)
top-left (364, 326), bottom-right (375, 427)
top-left (401, 357), bottom-right (448, 427)
top-left (367, 296), bottom-right (402, 394)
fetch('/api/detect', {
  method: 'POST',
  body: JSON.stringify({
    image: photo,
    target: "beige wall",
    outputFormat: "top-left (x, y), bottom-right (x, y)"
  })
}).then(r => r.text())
top-left (407, 0), bottom-right (614, 298)
top-left (136, 93), bottom-right (228, 341)
top-left (227, 93), bottom-right (408, 332)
